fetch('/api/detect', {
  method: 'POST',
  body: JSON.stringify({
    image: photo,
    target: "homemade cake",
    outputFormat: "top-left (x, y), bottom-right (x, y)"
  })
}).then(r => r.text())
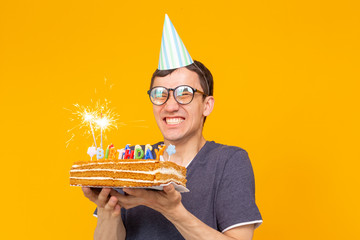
top-left (69, 158), bottom-right (187, 188)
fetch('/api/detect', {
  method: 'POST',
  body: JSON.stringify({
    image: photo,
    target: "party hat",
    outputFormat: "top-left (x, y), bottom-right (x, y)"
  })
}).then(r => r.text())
top-left (158, 14), bottom-right (193, 70)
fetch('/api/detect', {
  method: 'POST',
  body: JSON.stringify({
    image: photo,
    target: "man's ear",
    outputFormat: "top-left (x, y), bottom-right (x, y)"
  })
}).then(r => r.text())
top-left (203, 96), bottom-right (215, 117)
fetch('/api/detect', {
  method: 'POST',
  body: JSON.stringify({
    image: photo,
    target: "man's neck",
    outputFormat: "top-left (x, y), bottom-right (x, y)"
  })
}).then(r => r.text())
top-left (163, 135), bottom-right (207, 167)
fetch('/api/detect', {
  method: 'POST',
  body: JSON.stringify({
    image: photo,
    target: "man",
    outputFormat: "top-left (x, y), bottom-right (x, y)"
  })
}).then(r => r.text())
top-left (82, 15), bottom-right (262, 240)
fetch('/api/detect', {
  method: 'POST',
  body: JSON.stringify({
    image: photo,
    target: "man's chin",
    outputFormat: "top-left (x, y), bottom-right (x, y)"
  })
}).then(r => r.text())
top-left (163, 135), bottom-right (182, 143)
top-left (162, 132), bottom-right (185, 143)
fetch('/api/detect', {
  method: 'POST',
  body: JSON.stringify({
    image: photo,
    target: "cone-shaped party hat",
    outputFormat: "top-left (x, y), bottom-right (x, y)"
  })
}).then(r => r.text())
top-left (158, 14), bottom-right (193, 70)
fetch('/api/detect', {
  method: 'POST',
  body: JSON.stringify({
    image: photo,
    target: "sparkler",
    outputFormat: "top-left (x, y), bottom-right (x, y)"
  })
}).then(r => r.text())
top-left (67, 100), bottom-right (119, 148)
top-left (94, 108), bottom-right (116, 149)
top-left (68, 104), bottom-right (98, 147)
top-left (100, 111), bottom-right (103, 149)
top-left (84, 112), bottom-right (97, 148)
top-left (97, 111), bottom-right (105, 149)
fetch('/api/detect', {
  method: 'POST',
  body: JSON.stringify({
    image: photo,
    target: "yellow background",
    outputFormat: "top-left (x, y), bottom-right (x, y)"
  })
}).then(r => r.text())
top-left (1, 0), bottom-right (359, 239)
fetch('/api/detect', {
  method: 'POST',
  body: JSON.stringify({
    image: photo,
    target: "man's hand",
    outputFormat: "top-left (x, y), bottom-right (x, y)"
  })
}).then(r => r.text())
top-left (82, 187), bottom-right (125, 240)
top-left (111, 184), bottom-right (181, 218)
top-left (82, 187), bottom-right (121, 217)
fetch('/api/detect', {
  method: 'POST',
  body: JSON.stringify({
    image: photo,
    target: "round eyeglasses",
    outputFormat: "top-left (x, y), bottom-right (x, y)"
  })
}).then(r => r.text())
top-left (147, 85), bottom-right (207, 106)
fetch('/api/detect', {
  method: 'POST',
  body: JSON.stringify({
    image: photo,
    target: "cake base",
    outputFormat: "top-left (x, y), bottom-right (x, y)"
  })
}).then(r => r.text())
top-left (70, 182), bottom-right (190, 193)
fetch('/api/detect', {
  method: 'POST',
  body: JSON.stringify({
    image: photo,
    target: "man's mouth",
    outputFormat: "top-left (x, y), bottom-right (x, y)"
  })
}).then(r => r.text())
top-left (164, 117), bottom-right (185, 125)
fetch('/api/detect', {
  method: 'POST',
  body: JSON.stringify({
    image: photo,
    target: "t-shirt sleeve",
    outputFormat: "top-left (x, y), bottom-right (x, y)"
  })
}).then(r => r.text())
top-left (215, 149), bottom-right (262, 232)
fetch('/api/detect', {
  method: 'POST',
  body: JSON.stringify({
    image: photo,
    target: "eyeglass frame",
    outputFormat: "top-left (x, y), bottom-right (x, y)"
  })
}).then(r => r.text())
top-left (147, 85), bottom-right (208, 106)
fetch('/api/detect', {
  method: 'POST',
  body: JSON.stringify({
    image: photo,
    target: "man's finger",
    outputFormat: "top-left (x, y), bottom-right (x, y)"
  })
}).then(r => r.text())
top-left (163, 184), bottom-right (175, 194)
top-left (112, 204), bottom-right (121, 217)
top-left (82, 187), bottom-right (98, 202)
top-left (97, 188), bottom-right (111, 207)
top-left (123, 188), bottom-right (147, 197)
top-left (116, 193), bottom-right (144, 209)
top-left (105, 196), bottom-right (118, 210)
top-left (109, 189), bottom-right (124, 198)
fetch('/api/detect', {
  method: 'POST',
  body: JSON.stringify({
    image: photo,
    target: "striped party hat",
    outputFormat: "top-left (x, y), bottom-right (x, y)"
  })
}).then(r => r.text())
top-left (158, 14), bottom-right (193, 70)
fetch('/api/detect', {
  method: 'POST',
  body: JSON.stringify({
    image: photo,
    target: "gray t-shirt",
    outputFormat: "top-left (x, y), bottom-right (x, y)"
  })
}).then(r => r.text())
top-left (94, 141), bottom-right (262, 239)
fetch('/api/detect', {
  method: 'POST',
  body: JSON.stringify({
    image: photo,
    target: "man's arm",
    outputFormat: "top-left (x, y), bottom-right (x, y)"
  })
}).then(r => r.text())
top-left (82, 187), bottom-right (126, 240)
top-left (166, 201), bottom-right (254, 240)
top-left (112, 185), bottom-right (254, 240)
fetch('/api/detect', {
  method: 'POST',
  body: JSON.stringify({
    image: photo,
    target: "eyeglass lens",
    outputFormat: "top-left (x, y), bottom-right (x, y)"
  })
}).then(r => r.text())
top-left (150, 86), bottom-right (194, 105)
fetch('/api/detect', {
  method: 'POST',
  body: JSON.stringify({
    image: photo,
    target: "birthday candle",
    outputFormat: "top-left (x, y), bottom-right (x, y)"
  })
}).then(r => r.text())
top-left (105, 146), bottom-right (110, 159)
top-left (145, 144), bottom-right (153, 153)
top-left (87, 146), bottom-right (97, 160)
top-left (134, 145), bottom-right (144, 159)
top-left (166, 144), bottom-right (176, 161)
top-left (123, 149), bottom-right (134, 159)
top-left (109, 147), bottom-right (117, 160)
top-left (117, 148), bottom-right (125, 159)
top-left (145, 148), bottom-right (154, 159)
top-left (155, 145), bottom-right (166, 160)
top-left (97, 148), bottom-right (104, 159)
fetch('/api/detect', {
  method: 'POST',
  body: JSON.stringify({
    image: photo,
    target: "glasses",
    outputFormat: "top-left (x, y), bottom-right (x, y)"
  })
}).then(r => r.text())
top-left (147, 85), bottom-right (207, 106)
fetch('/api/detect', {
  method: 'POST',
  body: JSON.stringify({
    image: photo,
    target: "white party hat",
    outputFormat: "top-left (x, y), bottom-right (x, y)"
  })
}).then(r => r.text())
top-left (158, 14), bottom-right (193, 70)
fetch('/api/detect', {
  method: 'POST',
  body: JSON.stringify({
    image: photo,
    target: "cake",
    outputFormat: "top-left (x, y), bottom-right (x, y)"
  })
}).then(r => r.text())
top-left (69, 144), bottom-right (187, 188)
top-left (69, 159), bottom-right (187, 188)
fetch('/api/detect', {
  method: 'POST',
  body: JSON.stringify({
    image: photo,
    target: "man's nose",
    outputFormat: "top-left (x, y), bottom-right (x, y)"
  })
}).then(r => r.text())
top-left (164, 92), bottom-right (180, 112)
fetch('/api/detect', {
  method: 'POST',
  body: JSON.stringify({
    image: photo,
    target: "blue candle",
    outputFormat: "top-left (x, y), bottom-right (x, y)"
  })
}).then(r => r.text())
top-left (166, 144), bottom-right (176, 161)
top-left (97, 148), bottom-right (104, 159)
top-left (145, 149), bottom-right (154, 159)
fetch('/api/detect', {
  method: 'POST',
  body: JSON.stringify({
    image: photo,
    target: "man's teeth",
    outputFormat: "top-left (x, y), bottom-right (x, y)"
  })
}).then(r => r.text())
top-left (166, 118), bottom-right (184, 125)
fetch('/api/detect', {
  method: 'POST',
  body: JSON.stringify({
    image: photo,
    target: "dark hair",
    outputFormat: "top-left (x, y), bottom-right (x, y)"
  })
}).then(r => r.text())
top-left (150, 60), bottom-right (213, 96)
top-left (150, 60), bottom-right (214, 123)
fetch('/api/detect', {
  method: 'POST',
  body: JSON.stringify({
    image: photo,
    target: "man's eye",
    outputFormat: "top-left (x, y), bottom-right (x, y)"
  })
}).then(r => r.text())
top-left (179, 90), bottom-right (192, 96)
top-left (154, 91), bottom-right (166, 98)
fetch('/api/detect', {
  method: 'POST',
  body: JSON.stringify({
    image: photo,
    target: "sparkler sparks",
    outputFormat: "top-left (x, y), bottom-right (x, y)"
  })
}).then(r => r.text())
top-left (66, 100), bottom-right (119, 148)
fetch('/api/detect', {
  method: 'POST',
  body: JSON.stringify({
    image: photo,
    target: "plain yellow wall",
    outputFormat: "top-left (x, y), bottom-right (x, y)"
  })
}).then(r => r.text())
top-left (1, 0), bottom-right (359, 239)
